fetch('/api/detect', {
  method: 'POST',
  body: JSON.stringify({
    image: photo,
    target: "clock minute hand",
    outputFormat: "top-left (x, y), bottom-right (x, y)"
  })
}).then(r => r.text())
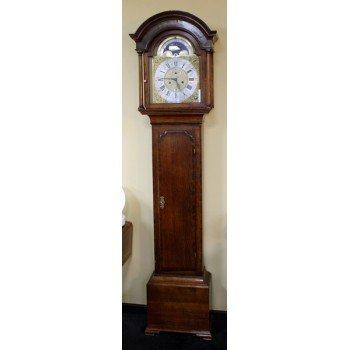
top-left (169, 77), bottom-right (181, 90)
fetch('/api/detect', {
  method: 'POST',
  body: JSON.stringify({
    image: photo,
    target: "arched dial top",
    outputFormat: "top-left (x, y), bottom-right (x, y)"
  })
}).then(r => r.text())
top-left (157, 36), bottom-right (194, 57)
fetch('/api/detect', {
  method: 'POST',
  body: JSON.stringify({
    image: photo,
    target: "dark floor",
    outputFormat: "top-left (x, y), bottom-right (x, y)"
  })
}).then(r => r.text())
top-left (122, 304), bottom-right (227, 350)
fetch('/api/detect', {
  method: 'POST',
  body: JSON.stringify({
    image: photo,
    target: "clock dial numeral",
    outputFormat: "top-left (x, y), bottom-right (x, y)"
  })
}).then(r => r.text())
top-left (187, 85), bottom-right (192, 90)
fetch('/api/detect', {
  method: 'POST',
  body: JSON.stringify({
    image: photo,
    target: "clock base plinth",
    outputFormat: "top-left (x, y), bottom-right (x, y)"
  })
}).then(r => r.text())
top-left (145, 268), bottom-right (212, 340)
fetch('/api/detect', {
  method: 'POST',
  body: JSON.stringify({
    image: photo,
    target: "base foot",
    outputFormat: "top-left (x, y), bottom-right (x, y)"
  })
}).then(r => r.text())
top-left (196, 331), bottom-right (212, 340)
top-left (146, 327), bottom-right (212, 340)
top-left (145, 328), bottom-right (159, 336)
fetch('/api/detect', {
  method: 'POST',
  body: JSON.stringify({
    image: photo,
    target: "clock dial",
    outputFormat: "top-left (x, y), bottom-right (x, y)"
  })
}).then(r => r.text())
top-left (153, 57), bottom-right (199, 103)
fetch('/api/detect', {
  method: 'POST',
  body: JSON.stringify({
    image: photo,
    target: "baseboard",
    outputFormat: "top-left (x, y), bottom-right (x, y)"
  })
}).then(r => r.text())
top-left (122, 303), bottom-right (147, 314)
top-left (122, 302), bottom-right (227, 316)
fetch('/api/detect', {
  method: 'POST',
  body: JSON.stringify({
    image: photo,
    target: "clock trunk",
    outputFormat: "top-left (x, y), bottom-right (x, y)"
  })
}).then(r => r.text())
top-left (152, 121), bottom-right (203, 275)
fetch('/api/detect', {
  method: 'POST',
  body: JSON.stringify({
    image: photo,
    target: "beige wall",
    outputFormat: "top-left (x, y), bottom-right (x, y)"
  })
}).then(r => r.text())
top-left (122, 0), bottom-right (227, 311)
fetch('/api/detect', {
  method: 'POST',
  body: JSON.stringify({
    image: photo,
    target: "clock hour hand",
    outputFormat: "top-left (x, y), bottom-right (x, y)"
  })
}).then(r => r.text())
top-left (158, 77), bottom-right (177, 81)
top-left (158, 77), bottom-right (181, 90)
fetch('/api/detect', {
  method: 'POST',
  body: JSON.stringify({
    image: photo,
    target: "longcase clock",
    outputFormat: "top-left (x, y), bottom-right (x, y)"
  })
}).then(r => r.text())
top-left (130, 11), bottom-right (217, 340)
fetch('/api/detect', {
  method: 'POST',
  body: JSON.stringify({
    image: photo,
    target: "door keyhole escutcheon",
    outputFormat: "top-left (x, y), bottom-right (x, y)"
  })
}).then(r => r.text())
top-left (160, 196), bottom-right (165, 209)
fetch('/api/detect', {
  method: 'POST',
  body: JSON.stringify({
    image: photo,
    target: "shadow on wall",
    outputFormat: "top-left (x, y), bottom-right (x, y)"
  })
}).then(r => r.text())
top-left (122, 187), bottom-right (154, 303)
top-left (204, 217), bottom-right (227, 310)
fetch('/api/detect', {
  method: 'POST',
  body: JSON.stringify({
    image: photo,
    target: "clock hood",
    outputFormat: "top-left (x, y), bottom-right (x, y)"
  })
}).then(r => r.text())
top-left (130, 10), bottom-right (218, 53)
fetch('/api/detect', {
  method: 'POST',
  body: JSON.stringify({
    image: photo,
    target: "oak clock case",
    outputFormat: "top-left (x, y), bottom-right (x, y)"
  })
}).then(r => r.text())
top-left (130, 11), bottom-right (217, 340)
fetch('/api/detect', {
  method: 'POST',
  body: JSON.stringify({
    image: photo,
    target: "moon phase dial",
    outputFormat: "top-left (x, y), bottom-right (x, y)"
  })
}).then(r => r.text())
top-left (152, 56), bottom-right (199, 103)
